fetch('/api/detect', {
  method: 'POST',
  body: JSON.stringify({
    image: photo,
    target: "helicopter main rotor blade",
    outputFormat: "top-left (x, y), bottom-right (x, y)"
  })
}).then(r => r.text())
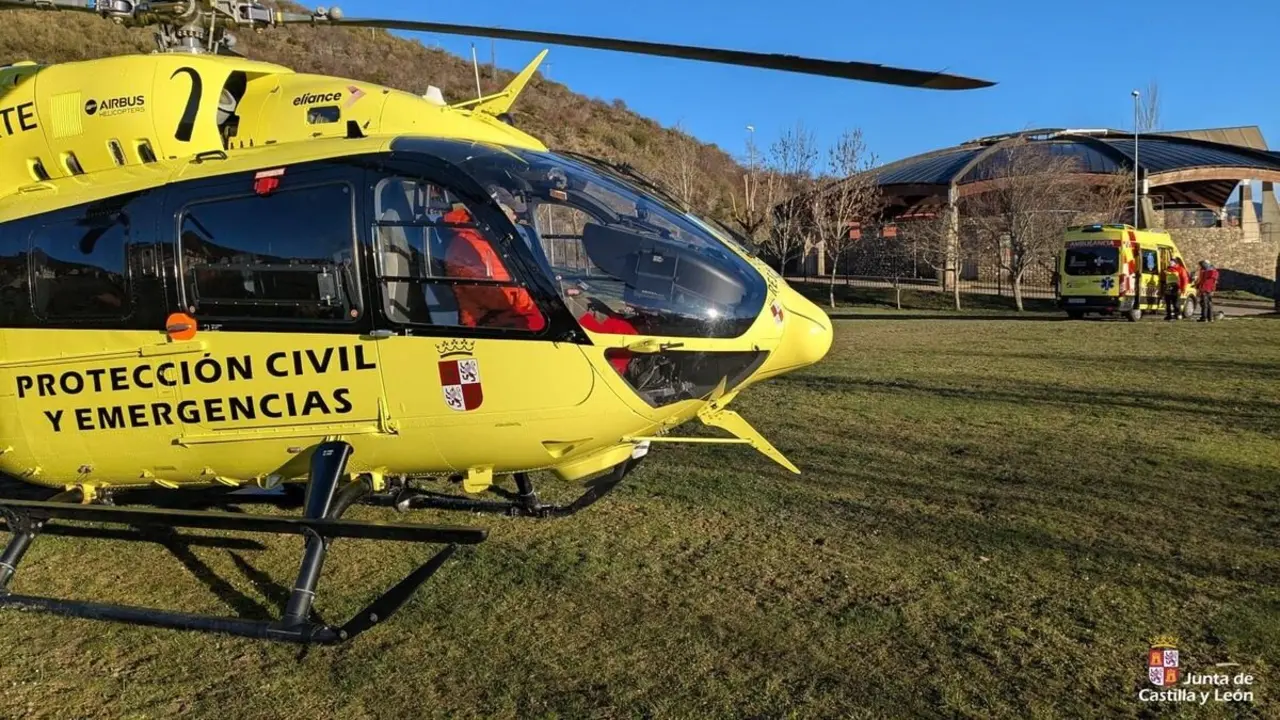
top-left (286, 15), bottom-right (994, 90)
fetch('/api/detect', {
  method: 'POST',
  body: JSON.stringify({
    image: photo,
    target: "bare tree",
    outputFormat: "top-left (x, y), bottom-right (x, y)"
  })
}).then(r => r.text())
top-left (729, 130), bottom-right (778, 255)
top-left (869, 229), bottom-right (910, 310)
top-left (963, 139), bottom-right (1133, 311)
top-left (1138, 80), bottom-right (1160, 133)
top-left (809, 128), bottom-right (883, 309)
top-left (762, 122), bottom-right (820, 274)
top-left (659, 121), bottom-right (704, 212)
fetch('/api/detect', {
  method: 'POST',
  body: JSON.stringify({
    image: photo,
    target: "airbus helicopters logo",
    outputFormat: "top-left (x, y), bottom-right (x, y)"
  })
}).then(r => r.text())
top-left (437, 339), bottom-right (483, 412)
top-left (85, 95), bottom-right (146, 117)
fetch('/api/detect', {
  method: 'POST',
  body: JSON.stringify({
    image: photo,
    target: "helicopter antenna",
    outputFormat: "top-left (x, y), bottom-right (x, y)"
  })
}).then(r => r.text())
top-left (471, 42), bottom-right (482, 100)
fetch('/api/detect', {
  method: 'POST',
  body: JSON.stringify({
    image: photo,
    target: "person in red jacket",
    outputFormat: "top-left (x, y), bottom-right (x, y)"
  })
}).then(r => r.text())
top-left (577, 302), bottom-right (640, 374)
top-left (1194, 259), bottom-right (1219, 322)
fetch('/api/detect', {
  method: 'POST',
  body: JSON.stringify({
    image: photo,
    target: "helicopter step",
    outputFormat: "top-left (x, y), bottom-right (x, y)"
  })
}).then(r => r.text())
top-left (0, 440), bottom-right (487, 645)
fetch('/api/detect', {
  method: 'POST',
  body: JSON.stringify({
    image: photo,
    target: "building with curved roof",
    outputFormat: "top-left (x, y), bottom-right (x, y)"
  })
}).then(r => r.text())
top-left (873, 126), bottom-right (1280, 228)
top-left (791, 126), bottom-right (1279, 299)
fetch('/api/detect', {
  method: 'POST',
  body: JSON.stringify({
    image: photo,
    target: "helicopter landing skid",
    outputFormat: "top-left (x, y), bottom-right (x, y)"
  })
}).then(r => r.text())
top-left (0, 441), bottom-right (486, 645)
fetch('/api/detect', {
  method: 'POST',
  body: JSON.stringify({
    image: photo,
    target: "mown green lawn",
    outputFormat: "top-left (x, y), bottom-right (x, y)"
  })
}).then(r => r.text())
top-left (1, 312), bottom-right (1276, 719)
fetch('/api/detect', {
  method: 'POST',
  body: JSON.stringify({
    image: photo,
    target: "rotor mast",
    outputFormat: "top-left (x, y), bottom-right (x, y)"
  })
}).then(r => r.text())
top-left (1, 0), bottom-right (341, 54)
top-left (108, 0), bottom-right (343, 54)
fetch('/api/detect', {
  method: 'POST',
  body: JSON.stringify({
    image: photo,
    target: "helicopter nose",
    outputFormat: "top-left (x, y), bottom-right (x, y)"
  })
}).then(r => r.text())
top-left (760, 285), bottom-right (833, 375)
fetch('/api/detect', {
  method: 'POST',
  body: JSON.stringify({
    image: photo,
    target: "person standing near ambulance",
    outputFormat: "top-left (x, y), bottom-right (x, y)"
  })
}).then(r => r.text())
top-left (1163, 257), bottom-right (1190, 320)
top-left (1195, 260), bottom-right (1219, 322)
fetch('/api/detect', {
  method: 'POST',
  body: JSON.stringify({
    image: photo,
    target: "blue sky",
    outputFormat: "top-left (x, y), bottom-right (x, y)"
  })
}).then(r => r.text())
top-left (333, 0), bottom-right (1278, 180)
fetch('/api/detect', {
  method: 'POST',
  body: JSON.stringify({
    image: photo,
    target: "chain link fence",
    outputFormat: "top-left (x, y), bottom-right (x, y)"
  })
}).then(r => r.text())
top-left (782, 223), bottom-right (1058, 302)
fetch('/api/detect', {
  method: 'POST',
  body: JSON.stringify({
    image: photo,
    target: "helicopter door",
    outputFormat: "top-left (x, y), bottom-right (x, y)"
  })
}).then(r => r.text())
top-left (365, 167), bottom-right (597, 472)
top-left (161, 163), bottom-right (389, 448)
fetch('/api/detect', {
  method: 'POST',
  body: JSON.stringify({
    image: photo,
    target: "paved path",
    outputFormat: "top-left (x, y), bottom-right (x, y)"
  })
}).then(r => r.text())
top-left (1217, 302), bottom-right (1274, 317)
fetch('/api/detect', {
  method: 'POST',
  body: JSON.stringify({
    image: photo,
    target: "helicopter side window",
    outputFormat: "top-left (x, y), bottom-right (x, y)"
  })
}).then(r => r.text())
top-left (373, 177), bottom-right (546, 332)
top-left (533, 204), bottom-right (594, 276)
top-left (28, 210), bottom-right (132, 321)
top-left (0, 222), bottom-right (31, 325)
top-left (531, 203), bottom-right (625, 320)
top-left (392, 139), bottom-right (768, 339)
top-left (307, 107), bottom-right (340, 125)
top-left (177, 183), bottom-right (359, 322)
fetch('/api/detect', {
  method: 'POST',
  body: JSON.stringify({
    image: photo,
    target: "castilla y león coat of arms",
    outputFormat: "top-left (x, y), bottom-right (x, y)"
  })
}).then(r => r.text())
top-left (1147, 635), bottom-right (1180, 686)
top-left (437, 339), bottom-right (483, 412)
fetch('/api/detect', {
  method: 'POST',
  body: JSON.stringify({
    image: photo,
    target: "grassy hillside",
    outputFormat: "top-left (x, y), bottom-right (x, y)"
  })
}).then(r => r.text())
top-left (0, 7), bottom-right (746, 220)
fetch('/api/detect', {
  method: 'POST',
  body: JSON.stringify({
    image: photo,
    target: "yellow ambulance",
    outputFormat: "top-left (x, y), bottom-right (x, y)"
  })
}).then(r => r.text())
top-left (1056, 223), bottom-right (1197, 321)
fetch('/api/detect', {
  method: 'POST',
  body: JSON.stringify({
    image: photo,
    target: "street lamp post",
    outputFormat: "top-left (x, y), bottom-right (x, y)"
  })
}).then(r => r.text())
top-left (1132, 90), bottom-right (1141, 228)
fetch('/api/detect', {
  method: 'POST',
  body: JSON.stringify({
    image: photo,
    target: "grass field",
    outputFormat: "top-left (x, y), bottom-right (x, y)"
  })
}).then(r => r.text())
top-left (1, 311), bottom-right (1277, 719)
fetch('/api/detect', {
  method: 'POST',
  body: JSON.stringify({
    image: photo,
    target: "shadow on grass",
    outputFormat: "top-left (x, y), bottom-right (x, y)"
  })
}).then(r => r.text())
top-left (777, 374), bottom-right (1280, 435)
top-left (0, 473), bottom-right (313, 627)
top-left (665, 440), bottom-right (1277, 588)
top-left (824, 484), bottom-right (1276, 588)
top-left (927, 349), bottom-right (1280, 380)
top-left (135, 526), bottom-right (280, 622)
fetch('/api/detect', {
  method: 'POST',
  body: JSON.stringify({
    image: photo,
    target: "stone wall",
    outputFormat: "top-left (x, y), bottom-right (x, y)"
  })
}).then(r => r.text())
top-left (1166, 227), bottom-right (1278, 297)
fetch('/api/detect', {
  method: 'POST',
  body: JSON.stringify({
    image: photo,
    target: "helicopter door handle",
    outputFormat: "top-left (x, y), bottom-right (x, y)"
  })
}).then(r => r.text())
top-left (367, 330), bottom-right (395, 339)
top-left (624, 339), bottom-right (683, 353)
top-left (193, 150), bottom-right (228, 164)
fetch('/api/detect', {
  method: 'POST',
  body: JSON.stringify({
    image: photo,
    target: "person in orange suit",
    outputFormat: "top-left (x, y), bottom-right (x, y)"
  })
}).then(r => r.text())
top-left (1163, 257), bottom-right (1190, 320)
top-left (442, 203), bottom-right (545, 331)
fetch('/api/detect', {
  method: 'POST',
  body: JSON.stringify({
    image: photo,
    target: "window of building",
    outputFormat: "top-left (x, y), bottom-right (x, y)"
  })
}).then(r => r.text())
top-left (372, 176), bottom-right (546, 332)
top-left (29, 210), bottom-right (132, 321)
top-left (178, 182), bottom-right (359, 322)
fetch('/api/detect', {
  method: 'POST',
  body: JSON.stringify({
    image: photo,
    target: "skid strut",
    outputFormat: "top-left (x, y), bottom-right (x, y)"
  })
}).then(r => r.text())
top-left (0, 441), bottom-right (486, 645)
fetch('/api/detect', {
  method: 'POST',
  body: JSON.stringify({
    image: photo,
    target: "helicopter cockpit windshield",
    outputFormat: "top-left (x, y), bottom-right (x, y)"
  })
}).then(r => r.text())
top-left (399, 139), bottom-right (768, 339)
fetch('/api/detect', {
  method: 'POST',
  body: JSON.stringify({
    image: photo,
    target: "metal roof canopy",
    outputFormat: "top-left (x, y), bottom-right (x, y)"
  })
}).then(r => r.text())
top-left (868, 126), bottom-right (1280, 204)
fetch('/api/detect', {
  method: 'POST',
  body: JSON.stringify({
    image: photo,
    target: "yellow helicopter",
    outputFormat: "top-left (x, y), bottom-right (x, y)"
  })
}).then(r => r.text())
top-left (0, 0), bottom-right (994, 644)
